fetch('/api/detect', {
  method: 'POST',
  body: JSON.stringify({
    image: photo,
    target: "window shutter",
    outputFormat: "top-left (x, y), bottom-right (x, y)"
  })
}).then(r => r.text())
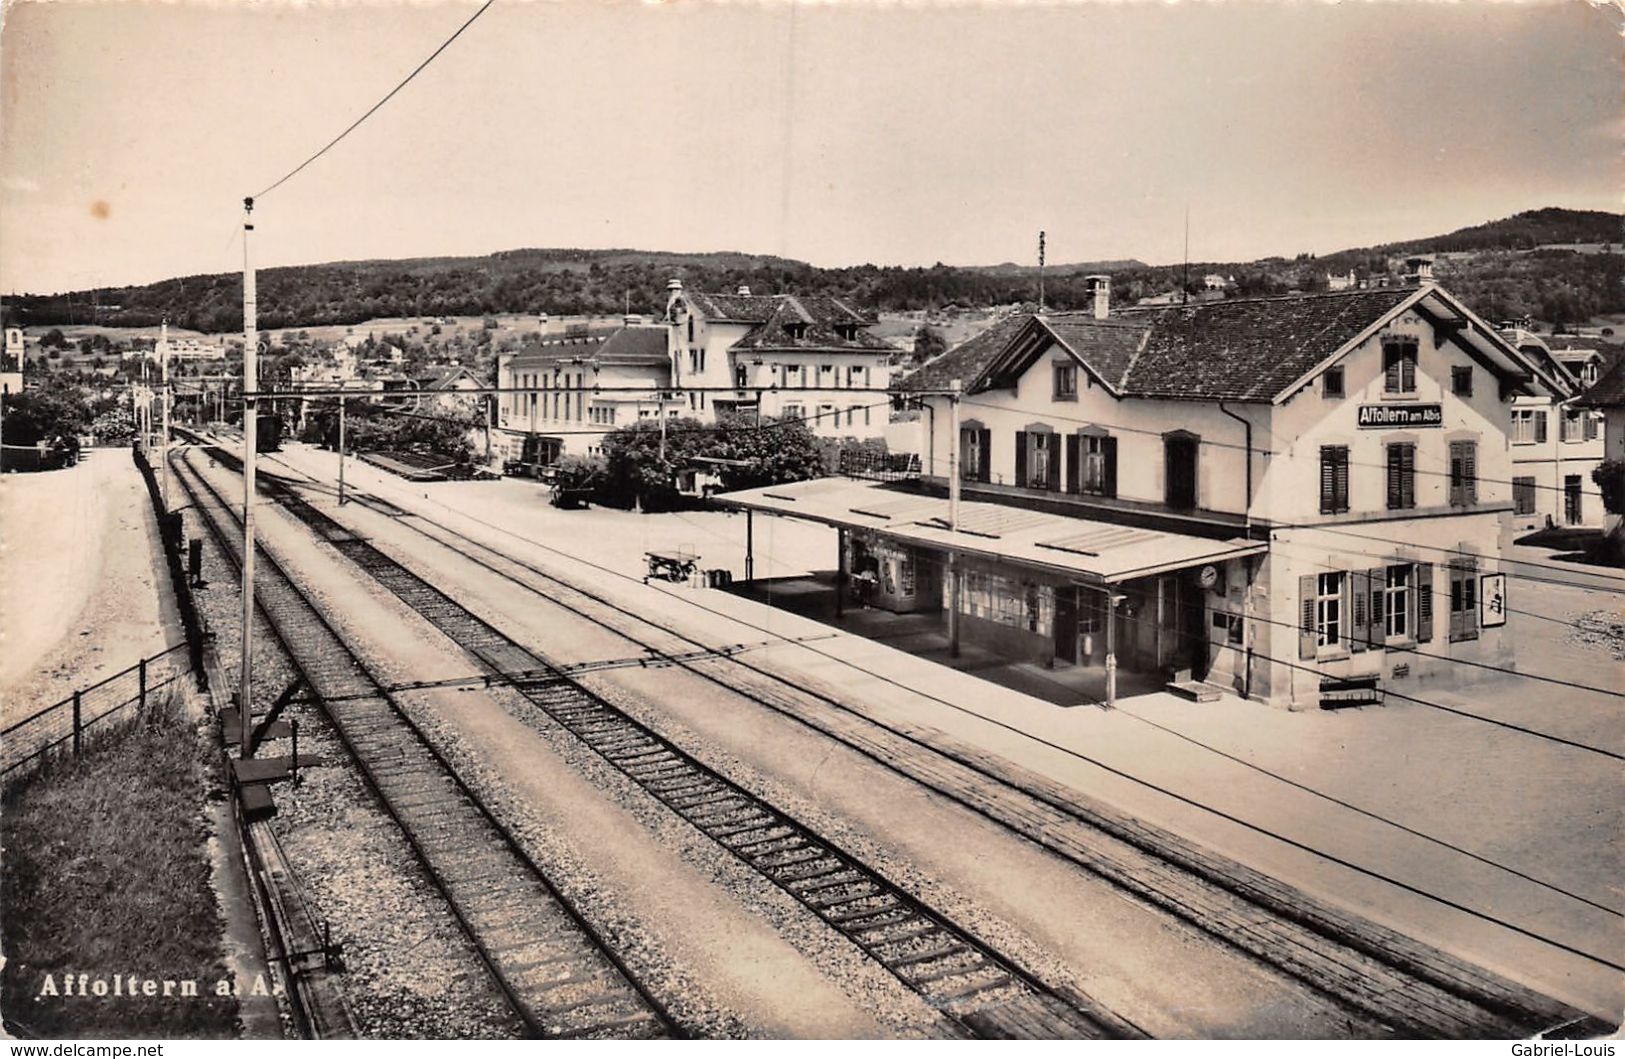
top-left (1386, 446), bottom-right (1401, 510)
top-left (1350, 569), bottom-right (1369, 653)
top-left (1047, 436), bottom-right (1062, 491)
top-left (1065, 434), bottom-right (1080, 494)
top-left (1320, 448), bottom-right (1336, 515)
top-left (1403, 353), bottom-right (1415, 393)
top-left (1335, 453), bottom-right (1349, 514)
top-left (1385, 349), bottom-right (1400, 391)
top-left (1535, 413), bottom-right (1548, 444)
top-left (1585, 414), bottom-right (1598, 442)
top-left (1415, 563), bottom-right (1434, 642)
top-left (1402, 445), bottom-right (1415, 508)
top-left (1102, 436), bottom-right (1118, 498)
top-left (1014, 431), bottom-right (1028, 488)
top-left (1299, 574), bottom-right (1317, 659)
top-left (978, 428), bottom-right (992, 482)
top-left (1464, 444), bottom-right (1477, 505)
top-left (1369, 567), bottom-right (1386, 635)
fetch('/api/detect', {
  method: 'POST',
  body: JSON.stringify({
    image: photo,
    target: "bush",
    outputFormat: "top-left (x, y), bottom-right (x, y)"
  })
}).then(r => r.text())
top-left (1594, 460), bottom-right (1625, 515)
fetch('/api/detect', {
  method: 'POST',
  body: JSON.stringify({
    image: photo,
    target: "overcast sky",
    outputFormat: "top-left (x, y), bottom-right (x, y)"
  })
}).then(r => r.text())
top-left (0, 0), bottom-right (1618, 294)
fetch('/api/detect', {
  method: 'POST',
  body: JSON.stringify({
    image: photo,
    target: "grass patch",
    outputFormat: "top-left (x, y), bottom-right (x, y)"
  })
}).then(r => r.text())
top-left (2, 692), bottom-right (240, 1038)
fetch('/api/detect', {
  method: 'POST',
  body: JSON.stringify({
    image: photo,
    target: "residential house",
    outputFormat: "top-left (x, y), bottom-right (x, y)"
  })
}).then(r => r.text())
top-left (664, 281), bottom-right (895, 439)
top-left (1574, 356), bottom-right (1625, 550)
top-left (725, 277), bottom-right (1571, 709)
top-left (1500, 330), bottom-right (1605, 529)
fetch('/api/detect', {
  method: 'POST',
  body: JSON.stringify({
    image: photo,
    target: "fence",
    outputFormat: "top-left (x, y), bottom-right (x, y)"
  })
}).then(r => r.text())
top-left (1, 642), bottom-right (191, 778)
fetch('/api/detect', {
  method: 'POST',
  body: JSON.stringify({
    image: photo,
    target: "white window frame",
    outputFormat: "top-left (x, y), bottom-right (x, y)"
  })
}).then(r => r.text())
top-left (1385, 563), bottom-right (1411, 642)
top-left (1316, 572), bottom-right (1344, 652)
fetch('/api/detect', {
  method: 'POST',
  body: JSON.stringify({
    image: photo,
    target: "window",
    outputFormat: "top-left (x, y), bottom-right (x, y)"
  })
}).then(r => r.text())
top-left (960, 425), bottom-right (990, 482)
top-left (1585, 412), bottom-right (1599, 442)
top-left (1053, 362), bottom-right (1078, 401)
top-left (1513, 476), bottom-right (1537, 515)
top-left (1561, 408), bottom-right (1586, 443)
top-left (1074, 433), bottom-right (1116, 497)
top-left (1448, 440), bottom-right (1477, 507)
top-left (1322, 367), bottom-right (1344, 398)
top-left (1448, 560), bottom-right (1479, 642)
top-left (1316, 572), bottom-right (1344, 651)
top-left (1383, 337), bottom-right (1418, 394)
top-left (1565, 475), bottom-right (1583, 525)
top-left (1511, 408), bottom-right (1549, 445)
top-left (1015, 430), bottom-right (1061, 490)
top-left (847, 364), bottom-right (867, 388)
top-left (782, 403), bottom-right (802, 422)
top-left (1382, 564), bottom-right (1411, 640)
top-left (1319, 445), bottom-right (1350, 515)
top-left (819, 364), bottom-right (835, 387)
top-left (1029, 432), bottom-right (1057, 490)
top-left (1385, 442), bottom-right (1415, 510)
top-left (817, 404), bottom-right (835, 425)
top-left (1451, 366), bottom-right (1473, 397)
top-left (735, 364), bottom-right (748, 388)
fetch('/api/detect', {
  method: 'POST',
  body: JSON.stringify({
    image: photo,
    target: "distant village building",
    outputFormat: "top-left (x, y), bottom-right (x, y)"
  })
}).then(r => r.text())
top-left (1327, 270), bottom-right (1357, 292)
top-left (726, 276), bottom-right (1572, 709)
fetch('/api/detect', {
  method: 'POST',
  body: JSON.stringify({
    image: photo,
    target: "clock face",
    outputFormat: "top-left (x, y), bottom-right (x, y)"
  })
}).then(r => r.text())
top-left (1199, 565), bottom-right (1219, 589)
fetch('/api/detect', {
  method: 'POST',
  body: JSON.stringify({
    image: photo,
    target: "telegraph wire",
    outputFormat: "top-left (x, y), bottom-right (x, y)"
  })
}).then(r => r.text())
top-left (253, 0), bottom-right (497, 200)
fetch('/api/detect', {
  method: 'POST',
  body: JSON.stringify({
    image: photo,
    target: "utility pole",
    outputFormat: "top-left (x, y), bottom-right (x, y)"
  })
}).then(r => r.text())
top-left (160, 320), bottom-right (171, 512)
top-left (337, 391), bottom-right (347, 506)
top-left (239, 197), bottom-right (258, 760)
top-left (947, 380), bottom-right (962, 659)
top-left (1037, 230), bottom-right (1046, 314)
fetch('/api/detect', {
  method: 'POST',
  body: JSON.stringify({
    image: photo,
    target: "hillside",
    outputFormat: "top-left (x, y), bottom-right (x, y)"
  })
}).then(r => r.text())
top-left (4, 207), bottom-right (1619, 334)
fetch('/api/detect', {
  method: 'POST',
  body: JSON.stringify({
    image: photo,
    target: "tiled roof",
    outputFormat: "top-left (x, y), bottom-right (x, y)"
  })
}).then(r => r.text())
top-left (895, 288), bottom-right (1418, 401)
top-left (1576, 355), bottom-right (1625, 408)
top-left (892, 314), bottom-right (1028, 392)
top-left (685, 291), bottom-right (887, 352)
top-left (416, 366), bottom-right (482, 390)
top-left (593, 326), bottom-right (669, 365)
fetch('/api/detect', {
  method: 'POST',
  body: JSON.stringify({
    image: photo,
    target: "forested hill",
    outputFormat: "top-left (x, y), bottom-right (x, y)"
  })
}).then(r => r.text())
top-left (5, 207), bottom-right (1621, 333)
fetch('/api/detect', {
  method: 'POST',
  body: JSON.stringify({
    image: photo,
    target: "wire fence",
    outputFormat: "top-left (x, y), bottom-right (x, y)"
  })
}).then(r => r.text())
top-left (1, 642), bottom-right (191, 779)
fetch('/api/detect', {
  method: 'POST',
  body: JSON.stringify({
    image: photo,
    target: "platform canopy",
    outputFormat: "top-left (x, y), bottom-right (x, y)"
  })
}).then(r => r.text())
top-left (719, 477), bottom-right (1267, 586)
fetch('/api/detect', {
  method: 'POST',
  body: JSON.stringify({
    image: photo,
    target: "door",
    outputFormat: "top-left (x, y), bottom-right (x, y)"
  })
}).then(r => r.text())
top-left (1564, 475), bottom-right (1583, 524)
top-left (1053, 588), bottom-right (1078, 664)
top-left (1165, 434), bottom-right (1199, 509)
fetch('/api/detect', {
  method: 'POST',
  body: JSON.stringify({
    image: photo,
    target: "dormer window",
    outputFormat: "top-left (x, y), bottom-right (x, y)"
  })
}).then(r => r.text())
top-left (785, 322), bottom-right (808, 340)
top-left (834, 323), bottom-right (858, 341)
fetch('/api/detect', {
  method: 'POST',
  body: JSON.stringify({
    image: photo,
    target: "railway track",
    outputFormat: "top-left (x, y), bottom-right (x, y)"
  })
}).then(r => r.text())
top-left (195, 435), bottom-right (1611, 1038)
top-left (171, 452), bottom-right (678, 1040)
top-left (185, 436), bottom-right (1139, 1039)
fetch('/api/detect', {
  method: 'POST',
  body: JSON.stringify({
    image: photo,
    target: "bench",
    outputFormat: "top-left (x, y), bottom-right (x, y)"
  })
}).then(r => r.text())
top-left (1320, 675), bottom-right (1383, 710)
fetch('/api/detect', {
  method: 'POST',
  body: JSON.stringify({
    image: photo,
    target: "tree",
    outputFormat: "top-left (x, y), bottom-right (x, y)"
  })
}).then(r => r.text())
top-left (40, 328), bottom-right (65, 349)
top-left (913, 325), bottom-right (948, 364)
top-left (711, 412), bottom-right (826, 491)
top-left (1, 381), bottom-right (92, 445)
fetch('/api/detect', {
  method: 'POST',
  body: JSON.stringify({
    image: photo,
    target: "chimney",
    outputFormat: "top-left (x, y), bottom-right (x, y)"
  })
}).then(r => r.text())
top-left (665, 278), bottom-right (684, 319)
top-left (1087, 274), bottom-right (1111, 319)
top-left (736, 284), bottom-right (751, 296)
top-left (1415, 261), bottom-right (1435, 284)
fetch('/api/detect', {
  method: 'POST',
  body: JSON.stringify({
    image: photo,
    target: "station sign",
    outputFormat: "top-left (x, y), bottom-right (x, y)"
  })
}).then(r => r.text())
top-left (1358, 404), bottom-right (1443, 429)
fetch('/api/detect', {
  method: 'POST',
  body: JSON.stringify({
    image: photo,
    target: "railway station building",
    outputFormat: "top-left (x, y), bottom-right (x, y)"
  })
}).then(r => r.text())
top-left (721, 278), bottom-right (1573, 708)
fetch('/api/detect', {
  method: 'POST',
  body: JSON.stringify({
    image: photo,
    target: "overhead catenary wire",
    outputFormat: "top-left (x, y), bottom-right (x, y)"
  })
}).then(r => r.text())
top-left (253, 0), bottom-right (497, 200)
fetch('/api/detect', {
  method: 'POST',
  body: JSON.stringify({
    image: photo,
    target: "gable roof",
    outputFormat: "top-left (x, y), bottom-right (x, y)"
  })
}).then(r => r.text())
top-left (1576, 355), bottom-right (1625, 408)
top-left (593, 325), bottom-right (669, 365)
top-left (896, 285), bottom-right (1567, 403)
top-left (416, 365), bottom-right (482, 390)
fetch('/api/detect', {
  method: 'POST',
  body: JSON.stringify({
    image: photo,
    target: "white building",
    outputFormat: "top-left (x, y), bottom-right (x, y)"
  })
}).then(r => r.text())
top-left (728, 278), bottom-right (1572, 709)
top-left (665, 282), bottom-right (895, 439)
top-left (1500, 330), bottom-right (1606, 529)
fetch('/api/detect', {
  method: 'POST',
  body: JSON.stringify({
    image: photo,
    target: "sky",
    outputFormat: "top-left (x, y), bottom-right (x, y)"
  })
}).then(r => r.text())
top-left (0, 0), bottom-right (1619, 294)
